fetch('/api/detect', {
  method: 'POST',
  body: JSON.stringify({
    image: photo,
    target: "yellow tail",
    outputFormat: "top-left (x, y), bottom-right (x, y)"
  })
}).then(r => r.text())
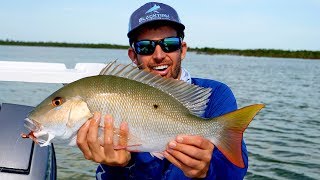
top-left (211, 104), bottom-right (265, 168)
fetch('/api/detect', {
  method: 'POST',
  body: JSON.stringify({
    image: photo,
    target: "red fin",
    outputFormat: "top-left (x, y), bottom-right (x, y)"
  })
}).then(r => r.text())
top-left (114, 144), bottom-right (142, 152)
top-left (212, 104), bottom-right (264, 168)
top-left (113, 144), bottom-right (142, 149)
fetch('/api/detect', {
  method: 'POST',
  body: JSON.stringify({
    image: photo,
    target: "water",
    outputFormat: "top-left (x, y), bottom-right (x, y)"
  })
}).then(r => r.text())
top-left (0, 45), bottom-right (319, 179)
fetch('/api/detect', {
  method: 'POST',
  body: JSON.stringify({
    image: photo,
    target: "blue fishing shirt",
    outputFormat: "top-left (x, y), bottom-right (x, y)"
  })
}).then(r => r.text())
top-left (96, 78), bottom-right (248, 180)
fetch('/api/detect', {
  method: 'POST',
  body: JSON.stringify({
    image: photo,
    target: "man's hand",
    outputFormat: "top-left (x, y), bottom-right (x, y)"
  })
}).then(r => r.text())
top-left (164, 135), bottom-right (214, 178)
top-left (76, 112), bottom-right (131, 167)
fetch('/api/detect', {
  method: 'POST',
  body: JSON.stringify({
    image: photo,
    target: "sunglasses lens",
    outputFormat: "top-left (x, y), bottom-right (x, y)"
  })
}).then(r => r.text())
top-left (134, 41), bottom-right (155, 55)
top-left (162, 37), bottom-right (181, 52)
top-left (133, 37), bottom-right (181, 55)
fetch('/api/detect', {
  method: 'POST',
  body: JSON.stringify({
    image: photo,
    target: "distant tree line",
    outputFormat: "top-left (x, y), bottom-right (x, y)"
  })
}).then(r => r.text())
top-left (189, 47), bottom-right (320, 60)
top-left (1, 39), bottom-right (319, 59)
top-left (0, 39), bottom-right (129, 49)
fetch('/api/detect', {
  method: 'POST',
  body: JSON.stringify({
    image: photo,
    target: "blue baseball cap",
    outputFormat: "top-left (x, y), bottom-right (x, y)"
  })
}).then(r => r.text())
top-left (127, 2), bottom-right (185, 38)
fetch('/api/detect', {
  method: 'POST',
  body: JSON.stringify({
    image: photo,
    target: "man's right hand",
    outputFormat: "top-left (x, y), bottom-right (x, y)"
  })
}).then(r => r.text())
top-left (76, 112), bottom-right (131, 167)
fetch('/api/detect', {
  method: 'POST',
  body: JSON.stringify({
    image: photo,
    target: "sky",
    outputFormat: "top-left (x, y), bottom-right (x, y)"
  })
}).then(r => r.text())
top-left (1, 0), bottom-right (319, 51)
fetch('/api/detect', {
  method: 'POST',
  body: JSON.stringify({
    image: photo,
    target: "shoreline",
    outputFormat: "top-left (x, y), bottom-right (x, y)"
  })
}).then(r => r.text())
top-left (1, 40), bottom-right (319, 60)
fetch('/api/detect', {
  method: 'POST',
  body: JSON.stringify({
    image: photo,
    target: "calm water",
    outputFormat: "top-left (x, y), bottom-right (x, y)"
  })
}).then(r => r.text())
top-left (0, 45), bottom-right (319, 179)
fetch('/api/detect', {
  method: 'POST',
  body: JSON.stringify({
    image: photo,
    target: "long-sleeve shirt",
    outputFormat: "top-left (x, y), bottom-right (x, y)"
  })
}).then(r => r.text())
top-left (95, 77), bottom-right (248, 180)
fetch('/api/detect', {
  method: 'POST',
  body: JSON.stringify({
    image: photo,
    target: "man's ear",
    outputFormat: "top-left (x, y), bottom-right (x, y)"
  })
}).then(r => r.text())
top-left (181, 42), bottom-right (188, 60)
top-left (128, 47), bottom-right (138, 65)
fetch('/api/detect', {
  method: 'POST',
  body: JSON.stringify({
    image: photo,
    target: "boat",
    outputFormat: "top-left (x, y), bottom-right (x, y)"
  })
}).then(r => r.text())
top-left (0, 103), bottom-right (56, 180)
top-left (0, 61), bottom-right (105, 179)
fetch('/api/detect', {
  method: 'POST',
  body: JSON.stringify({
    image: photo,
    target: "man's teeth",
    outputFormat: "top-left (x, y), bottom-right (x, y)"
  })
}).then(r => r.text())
top-left (153, 65), bottom-right (168, 70)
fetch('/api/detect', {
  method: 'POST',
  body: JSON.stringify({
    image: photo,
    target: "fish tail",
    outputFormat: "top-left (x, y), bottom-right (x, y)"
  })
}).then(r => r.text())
top-left (211, 104), bottom-right (265, 168)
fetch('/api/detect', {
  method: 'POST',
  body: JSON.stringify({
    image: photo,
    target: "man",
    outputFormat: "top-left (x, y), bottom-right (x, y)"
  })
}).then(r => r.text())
top-left (77, 2), bottom-right (248, 179)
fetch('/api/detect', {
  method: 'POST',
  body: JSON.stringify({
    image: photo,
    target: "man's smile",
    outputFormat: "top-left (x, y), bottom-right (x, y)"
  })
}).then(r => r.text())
top-left (150, 64), bottom-right (170, 76)
top-left (152, 65), bottom-right (168, 71)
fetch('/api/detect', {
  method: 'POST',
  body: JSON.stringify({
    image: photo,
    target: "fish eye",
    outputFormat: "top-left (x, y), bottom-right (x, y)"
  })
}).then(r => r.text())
top-left (52, 97), bottom-right (63, 107)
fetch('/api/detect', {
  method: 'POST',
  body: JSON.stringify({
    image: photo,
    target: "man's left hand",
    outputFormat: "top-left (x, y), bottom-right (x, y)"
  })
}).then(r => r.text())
top-left (164, 135), bottom-right (214, 178)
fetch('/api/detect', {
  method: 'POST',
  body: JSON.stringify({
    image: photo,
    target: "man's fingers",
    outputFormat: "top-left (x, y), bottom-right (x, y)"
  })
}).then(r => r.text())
top-left (103, 114), bottom-right (115, 157)
top-left (76, 120), bottom-right (92, 159)
top-left (87, 112), bottom-right (104, 156)
top-left (164, 150), bottom-right (183, 168)
top-left (164, 135), bottom-right (214, 178)
top-left (119, 121), bottom-right (129, 147)
top-left (76, 112), bottom-right (131, 166)
top-left (164, 150), bottom-right (194, 173)
top-left (164, 147), bottom-right (208, 178)
top-left (167, 140), bottom-right (207, 160)
top-left (167, 141), bottom-right (204, 166)
top-left (176, 135), bottom-right (213, 150)
top-left (172, 135), bottom-right (214, 161)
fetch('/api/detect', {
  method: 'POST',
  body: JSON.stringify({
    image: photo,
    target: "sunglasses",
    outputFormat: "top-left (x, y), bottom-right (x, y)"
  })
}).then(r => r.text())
top-left (132, 36), bottom-right (182, 55)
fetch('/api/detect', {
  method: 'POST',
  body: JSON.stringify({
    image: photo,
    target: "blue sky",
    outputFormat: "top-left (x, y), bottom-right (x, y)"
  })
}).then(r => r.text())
top-left (1, 0), bottom-right (319, 50)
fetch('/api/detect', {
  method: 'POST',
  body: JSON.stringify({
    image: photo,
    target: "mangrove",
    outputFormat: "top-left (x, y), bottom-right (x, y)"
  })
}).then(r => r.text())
top-left (1, 39), bottom-right (319, 60)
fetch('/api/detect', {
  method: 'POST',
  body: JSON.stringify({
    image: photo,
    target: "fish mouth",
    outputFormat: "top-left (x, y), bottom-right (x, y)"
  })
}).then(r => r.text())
top-left (22, 118), bottom-right (54, 147)
top-left (23, 118), bottom-right (41, 132)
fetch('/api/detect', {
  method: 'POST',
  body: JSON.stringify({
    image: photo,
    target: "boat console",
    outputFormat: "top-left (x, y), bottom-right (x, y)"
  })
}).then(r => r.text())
top-left (0, 103), bottom-right (56, 180)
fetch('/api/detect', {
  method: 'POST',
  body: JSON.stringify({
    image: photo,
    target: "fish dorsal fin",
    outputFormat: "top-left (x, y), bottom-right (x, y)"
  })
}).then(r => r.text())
top-left (99, 61), bottom-right (212, 117)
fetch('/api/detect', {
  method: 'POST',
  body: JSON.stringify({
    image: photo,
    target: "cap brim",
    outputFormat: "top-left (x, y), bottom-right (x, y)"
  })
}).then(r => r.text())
top-left (127, 20), bottom-right (185, 38)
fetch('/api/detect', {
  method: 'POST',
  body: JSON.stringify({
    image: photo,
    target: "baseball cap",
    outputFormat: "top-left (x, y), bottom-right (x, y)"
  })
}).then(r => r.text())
top-left (127, 2), bottom-right (185, 38)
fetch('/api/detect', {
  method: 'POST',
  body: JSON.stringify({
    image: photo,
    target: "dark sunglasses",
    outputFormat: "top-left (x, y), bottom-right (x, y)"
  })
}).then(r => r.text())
top-left (132, 36), bottom-right (182, 55)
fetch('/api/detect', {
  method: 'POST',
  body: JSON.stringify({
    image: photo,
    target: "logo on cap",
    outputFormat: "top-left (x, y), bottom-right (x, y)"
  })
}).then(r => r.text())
top-left (138, 4), bottom-right (170, 24)
top-left (145, 4), bottom-right (160, 14)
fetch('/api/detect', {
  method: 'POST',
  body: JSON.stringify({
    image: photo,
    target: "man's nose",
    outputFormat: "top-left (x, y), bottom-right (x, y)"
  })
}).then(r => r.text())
top-left (152, 44), bottom-right (166, 62)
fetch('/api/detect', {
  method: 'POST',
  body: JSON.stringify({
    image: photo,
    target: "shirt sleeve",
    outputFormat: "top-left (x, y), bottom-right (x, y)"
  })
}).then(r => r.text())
top-left (195, 78), bottom-right (248, 180)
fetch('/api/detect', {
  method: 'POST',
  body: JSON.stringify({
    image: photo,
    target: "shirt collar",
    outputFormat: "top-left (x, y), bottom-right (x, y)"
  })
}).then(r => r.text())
top-left (179, 67), bottom-right (192, 84)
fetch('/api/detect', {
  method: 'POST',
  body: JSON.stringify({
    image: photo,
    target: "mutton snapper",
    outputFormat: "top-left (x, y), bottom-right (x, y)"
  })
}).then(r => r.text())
top-left (22, 61), bottom-right (264, 168)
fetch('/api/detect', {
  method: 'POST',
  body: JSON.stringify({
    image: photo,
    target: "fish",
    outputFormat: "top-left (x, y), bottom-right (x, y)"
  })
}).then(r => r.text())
top-left (22, 61), bottom-right (264, 168)
top-left (145, 4), bottom-right (161, 14)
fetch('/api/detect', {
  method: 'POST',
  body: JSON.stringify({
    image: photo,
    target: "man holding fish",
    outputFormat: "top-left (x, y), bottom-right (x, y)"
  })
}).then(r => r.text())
top-left (21, 1), bottom-right (263, 180)
top-left (74, 2), bottom-right (256, 180)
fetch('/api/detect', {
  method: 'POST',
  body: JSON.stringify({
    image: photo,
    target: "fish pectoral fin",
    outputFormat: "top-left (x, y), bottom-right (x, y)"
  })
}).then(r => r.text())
top-left (112, 128), bottom-right (144, 151)
top-left (113, 144), bottom-right (142, 152)
top-left (98, 127), bottom-right (144, 151)
top-left (150, 152), bottom-right (165, 160)
top-left (39, 133), bottom-right (55, 147)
